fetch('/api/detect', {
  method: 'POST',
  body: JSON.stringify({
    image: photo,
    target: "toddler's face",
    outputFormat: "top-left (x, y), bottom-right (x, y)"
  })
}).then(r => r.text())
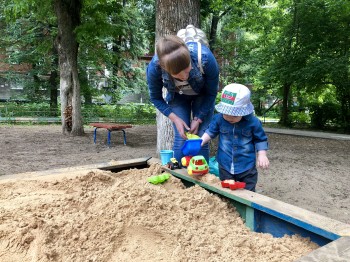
top-left (223, 114), bottom-right (242, 124)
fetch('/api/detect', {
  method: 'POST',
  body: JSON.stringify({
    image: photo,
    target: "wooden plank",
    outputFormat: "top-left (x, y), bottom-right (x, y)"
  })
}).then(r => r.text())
top-left (0, 157), bottom-right (151, 182)
top-left (163, 166), bottom-right (350, 239)
top-left (164, 167), bottom-right (254, 206)
top-left (89, 123), bottom-right (132, 130)
top-left (245, 206), bottom-right (256, 231)
top-left (296, 236), bottom-right (350, 262)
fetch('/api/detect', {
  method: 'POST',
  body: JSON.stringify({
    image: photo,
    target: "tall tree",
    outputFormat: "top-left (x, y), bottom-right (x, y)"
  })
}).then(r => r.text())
top-left (78, 0), bottom-right (150, 104)
top-left (0, 4), bottom-right (59, 112)
top-left (294, 0), bottom-right (350, 131)
top-left (258, 0), bottom-right (350, 130)
top-left (2, 0), bottom-right (83, 134)
top-left (2, 0), bottom-right (150, 133)
top-left (54, 0), bottom-right (83, 134)
top-left (155, 0), bottom-right (200, 153)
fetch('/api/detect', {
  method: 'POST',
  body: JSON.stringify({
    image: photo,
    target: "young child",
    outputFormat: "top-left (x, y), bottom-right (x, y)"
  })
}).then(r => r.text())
top-left (201, 83), bottom-right (269, 191)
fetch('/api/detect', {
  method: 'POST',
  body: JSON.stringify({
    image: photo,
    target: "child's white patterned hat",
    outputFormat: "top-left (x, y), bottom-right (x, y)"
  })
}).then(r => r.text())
top-left (215, 83), bottom-right (254, 116)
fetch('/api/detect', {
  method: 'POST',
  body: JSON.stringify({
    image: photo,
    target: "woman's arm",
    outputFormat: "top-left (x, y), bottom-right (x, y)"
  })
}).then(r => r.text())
top-left (147, 57), bottom-right (173, 117)
top-left (147, 57), bottom-right (190, 139)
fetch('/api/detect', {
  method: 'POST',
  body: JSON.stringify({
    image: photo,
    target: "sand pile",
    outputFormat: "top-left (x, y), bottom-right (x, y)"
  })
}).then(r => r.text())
top-left (0, 164), bottom-right (318, 261)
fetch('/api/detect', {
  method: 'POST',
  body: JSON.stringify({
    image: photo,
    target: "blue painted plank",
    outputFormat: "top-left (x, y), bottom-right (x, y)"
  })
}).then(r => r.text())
top-left (163, 166), bottom-right (350, 246)
top-left (254, 209), bottom-right (333, 246)
top-left (252, 203), bottom-right (340, 242)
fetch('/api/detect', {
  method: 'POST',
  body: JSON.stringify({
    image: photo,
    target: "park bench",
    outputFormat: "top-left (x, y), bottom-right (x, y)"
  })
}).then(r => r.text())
top-left (89, 123), bottom-right (132, 147)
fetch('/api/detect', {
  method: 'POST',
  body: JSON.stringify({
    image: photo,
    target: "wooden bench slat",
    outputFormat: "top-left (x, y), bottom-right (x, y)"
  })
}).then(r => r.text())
top-left (89, 123), bottom-right (132, 146)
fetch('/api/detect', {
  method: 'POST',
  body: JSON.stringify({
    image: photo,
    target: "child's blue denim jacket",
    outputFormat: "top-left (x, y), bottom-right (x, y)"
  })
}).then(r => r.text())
top-left (205, 113), bottom-right (269, 174)
top-left (146, 42), bottom-right (219, 120)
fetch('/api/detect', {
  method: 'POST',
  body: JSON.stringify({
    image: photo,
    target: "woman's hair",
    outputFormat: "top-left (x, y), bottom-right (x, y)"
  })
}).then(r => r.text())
top-left (156, 35), bottom-right (191, 75)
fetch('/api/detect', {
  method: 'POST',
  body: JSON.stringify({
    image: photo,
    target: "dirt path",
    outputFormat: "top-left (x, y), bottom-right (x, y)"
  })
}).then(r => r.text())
top-left (1, 124), bottom-right (349, 224)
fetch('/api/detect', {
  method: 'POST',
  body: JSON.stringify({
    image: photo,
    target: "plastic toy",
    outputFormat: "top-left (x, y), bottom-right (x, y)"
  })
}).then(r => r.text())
top-left (187, 155), bottom-right (209, 176)
top-left (147, 173), bottom-right (170, 185)
top-left (221, 180), bottom-right (246, 190)
top-left (181, 155), bottom-right (192, 167)
top-left (209, 156), bottom-right (219, 177)
top-left (181, 138), bottom-right (202, 156)
top-left (167, 158), bottom-right (181, 170)
top-left (185, 132), bottom-right (200, 139)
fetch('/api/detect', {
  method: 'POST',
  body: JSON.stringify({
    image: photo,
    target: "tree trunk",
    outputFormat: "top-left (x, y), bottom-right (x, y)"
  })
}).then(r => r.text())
top-left (49, 69), bottom-right (58, 117)
top-left (155, 0), bottom-right (201, 155)
top-left (337, 83), bottom-right (350, 133)
top-left (280, 83), bottom-right (291, 126)
top-left (49, 45), bottom-right (59, 117)
top-left (156, 0), bottom-right (200, 35)
top-left (54, 0), bottom-right (84, 135)
top-left (209, 13), bottom-right (219, 48)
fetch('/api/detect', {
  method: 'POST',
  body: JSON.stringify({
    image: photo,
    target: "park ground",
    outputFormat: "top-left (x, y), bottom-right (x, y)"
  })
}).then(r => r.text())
top-left (1, 124), bottom-right (349, 224)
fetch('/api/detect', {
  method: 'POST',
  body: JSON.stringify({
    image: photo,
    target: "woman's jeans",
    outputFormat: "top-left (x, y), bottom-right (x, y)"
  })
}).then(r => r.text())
top-left (168, 93), bottom-right (214, 163)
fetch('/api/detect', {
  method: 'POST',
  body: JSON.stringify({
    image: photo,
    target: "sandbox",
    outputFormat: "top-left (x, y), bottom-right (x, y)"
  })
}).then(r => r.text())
top-left (0, 157), bottom-right (349, 261)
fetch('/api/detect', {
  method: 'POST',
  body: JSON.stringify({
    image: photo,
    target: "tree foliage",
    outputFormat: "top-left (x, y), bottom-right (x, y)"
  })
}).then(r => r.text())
top-left (1, 0), bottom-right (153, 134)
top-left (1, 0), bottom-right (349, 133)
top-left (211, 0), bottom-right (350, 132)
top-left (260, 0), bottom-right (350, 131)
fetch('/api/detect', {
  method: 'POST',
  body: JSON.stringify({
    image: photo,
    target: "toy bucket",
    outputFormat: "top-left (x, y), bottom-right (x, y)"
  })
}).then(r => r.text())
top-left (181, 139), bottom-right (202, 156)
top-left (160, 150), bottom-right (174, 165)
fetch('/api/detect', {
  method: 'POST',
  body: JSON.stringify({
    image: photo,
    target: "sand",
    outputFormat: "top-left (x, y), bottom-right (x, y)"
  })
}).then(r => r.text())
top-left (0, 124), bottom-right (349, 224)
top-left (0, 163), bottom-right (318, 261)
top-left (0, 124), bottom-right (349, 261)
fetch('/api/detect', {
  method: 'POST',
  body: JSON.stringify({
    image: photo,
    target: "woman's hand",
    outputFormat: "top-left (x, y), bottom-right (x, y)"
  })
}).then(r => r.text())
top-left (189, 117), bottom-right (202, 135)
top-left (169, 113), bottom-right (190, 139)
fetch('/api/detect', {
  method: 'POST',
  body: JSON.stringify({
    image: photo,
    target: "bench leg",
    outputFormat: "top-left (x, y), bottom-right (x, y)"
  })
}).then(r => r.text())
top-left (94, 128), bottom-right (97, 144)
top-left (107, 130), bottom-right (111, 147)
top-left (122, 130), bottom-right (126, 145)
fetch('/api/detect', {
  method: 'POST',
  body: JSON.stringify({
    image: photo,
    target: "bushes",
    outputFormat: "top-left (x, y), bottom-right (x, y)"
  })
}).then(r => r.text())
top-left (82, 103), bottom-right (156, 124)
top-left (309, 102), bottom-right (342, 130)
top-left (0, 102), bottom-right (157, 124)
top-left (289, 111), bottom-right (311, 129)
top-left (0, 102), bottom-right (57, 117)
top-left (1, 100), bottom-right (345, 132)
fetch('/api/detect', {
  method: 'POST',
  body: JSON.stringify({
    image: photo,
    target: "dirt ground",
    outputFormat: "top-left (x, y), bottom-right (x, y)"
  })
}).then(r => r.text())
top-left (0, 124), bottom-right (349, 225)
top-left (0, 124), bottom-right (349, 261)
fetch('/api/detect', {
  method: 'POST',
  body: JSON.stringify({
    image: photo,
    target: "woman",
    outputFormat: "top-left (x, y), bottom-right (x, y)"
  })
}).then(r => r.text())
top-left (147, 35), bottom-right (219, 162)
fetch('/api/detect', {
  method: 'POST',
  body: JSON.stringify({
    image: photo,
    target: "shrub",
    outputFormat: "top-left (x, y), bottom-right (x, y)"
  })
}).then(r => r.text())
top-left (309, 102), bottom-right (342, 130)
top-left (290, 112), bottom-right (311, 128)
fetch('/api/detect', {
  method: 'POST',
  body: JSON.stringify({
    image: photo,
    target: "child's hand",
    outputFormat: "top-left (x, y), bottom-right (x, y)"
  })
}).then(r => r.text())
top-left (201, 133), bottom-right (211, 146)
top-left (257, 151), bottom-right (269, 169)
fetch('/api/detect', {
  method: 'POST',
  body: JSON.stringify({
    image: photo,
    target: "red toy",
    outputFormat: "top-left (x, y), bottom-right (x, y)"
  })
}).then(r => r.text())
top-left (181, 156), bottom-right (192, 167)
top-left (221, 181), bottom-right (246, 190)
